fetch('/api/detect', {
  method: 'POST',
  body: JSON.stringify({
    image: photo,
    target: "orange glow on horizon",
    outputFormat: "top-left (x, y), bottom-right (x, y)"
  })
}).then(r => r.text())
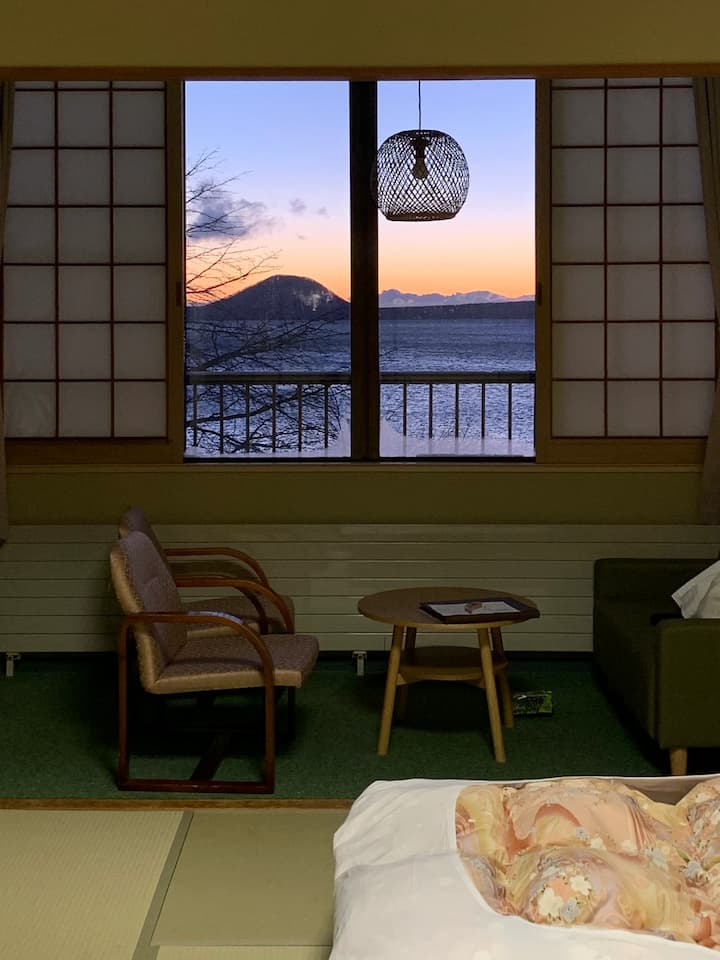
top-left (186, 217), bottom-right (535, 304)
top-left (186, 249), bottom-right (534, 304)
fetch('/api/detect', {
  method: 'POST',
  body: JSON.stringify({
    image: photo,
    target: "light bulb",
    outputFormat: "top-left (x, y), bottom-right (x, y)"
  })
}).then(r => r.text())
top-left (411, 136), bottom-right (428, 180)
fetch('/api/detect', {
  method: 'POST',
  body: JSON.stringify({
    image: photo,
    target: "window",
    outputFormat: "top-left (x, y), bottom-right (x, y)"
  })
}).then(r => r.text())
top-left (184, 81), bottom-right (351, 458)
top-left (183, 79), bottom-right (536, 461)
top-left (536, 78), bottom-right (715, 464)
top-left (2, 80), bottom-right (184, 463)
top-left (3, 76), bottom-right (715, 467)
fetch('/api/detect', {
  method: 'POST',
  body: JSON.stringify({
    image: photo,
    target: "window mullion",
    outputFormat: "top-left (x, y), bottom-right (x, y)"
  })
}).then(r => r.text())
top-left (349, 81), bottom-right (379, 461)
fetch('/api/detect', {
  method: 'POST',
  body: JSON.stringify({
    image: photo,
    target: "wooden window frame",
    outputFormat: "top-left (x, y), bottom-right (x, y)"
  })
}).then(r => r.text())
top-left (7, 75), bottom-right (710, 468)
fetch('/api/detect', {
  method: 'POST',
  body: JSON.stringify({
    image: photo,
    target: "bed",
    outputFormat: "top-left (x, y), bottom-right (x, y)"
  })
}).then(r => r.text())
top-left (331, 774), bottom-right (720, 959)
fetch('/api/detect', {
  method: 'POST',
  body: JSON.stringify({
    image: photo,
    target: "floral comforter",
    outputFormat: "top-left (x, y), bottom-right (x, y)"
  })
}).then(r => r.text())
top-left (456, 777), bottom-right (720, 950)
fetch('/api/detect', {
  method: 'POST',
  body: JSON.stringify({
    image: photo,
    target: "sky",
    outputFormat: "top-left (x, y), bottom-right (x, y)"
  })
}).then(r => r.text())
top-left (185, 80), bottom-right (535, 302)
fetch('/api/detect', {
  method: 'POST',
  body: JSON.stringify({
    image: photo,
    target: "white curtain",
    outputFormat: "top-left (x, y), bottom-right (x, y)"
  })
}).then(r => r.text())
top-left (694, 78), bottom-right (720, 523)
top-left (0, 82), bottom-right (13, 544)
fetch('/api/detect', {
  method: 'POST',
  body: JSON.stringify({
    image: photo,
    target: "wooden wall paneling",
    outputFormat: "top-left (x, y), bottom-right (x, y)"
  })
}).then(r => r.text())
top-left (0, 522), bottom-right (717, 658)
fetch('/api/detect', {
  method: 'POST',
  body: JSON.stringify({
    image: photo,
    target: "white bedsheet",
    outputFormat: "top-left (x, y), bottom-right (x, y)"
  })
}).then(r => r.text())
top-left (331, 776), bottom-right (720, 960)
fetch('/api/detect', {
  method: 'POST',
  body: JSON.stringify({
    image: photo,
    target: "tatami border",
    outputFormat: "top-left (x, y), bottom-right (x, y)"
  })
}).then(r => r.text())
top-left (132, 811), bottom-right (194, 960)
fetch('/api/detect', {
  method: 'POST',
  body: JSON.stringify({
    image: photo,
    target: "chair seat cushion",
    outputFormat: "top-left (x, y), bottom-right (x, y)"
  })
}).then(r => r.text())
top-left (150, 632), bottom-right (319, 694)
top-left (182, 593), bottom-right (295, 637)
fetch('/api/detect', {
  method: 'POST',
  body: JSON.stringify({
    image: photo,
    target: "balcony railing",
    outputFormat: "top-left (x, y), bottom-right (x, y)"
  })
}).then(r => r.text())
top-left (185, 370), bottom-right (535, 457)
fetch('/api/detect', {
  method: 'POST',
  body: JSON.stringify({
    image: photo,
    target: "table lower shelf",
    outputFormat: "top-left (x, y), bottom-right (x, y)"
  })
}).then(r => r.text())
top-left (399, 644), bottom-right (508, 683)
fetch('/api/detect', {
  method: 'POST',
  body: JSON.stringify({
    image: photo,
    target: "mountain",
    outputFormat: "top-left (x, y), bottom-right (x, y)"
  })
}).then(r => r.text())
top-left (187, 274), bottom-right (350, 330)
top-left (379, 288), bottom-right (534, 307)
top-left (185, 274), bottom-right (351, 371)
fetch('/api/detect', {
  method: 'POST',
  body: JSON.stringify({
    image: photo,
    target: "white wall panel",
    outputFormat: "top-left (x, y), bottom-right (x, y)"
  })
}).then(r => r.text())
top-left (0, 523), bottom-right (717, 659)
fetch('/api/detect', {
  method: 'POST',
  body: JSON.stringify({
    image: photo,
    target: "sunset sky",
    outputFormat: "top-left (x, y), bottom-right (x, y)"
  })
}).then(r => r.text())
top-left (185, 80), bottom-right (535, 302)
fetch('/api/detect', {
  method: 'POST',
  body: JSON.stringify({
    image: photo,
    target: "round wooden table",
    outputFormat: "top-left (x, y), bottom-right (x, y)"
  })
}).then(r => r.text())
top-left (357, 586), bottom-right (539, 763)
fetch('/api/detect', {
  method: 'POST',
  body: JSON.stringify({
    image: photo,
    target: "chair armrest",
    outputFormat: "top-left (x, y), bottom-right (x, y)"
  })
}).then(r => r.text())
top-left (164, 546), bottom-right (270, 587)
top-left (120, 610), bottom-right (275, 675)
top-left (172, 577), bottom-right (294, 633)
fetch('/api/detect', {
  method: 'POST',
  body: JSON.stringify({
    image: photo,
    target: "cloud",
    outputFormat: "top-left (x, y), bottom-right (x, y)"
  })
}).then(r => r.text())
top-left (289, 197), bottom-right (307, 215)
top-left (316, 206), bottom-right (328, 217)
top-left (187, 191), bottom-right (276, 239)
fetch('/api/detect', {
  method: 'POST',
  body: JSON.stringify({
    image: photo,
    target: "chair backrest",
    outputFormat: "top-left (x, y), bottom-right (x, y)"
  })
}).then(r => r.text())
top-left (118, 506), bottom-right (170, 571)
top-left (109, 530), bottom-right (186, 690)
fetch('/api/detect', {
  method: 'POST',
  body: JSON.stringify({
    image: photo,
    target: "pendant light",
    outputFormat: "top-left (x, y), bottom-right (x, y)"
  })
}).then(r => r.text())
top-left (374, 81), bottom-right (470, 222)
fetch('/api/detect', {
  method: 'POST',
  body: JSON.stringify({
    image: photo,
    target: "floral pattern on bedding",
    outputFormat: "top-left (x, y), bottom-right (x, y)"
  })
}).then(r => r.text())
top-left (456, 777), bottom-right (720, 950)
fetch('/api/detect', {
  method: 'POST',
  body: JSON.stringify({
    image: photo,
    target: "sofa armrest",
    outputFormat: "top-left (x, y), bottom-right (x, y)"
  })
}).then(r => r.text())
top-left (655, 617), bottom-right (720, 748)
top-left (594, 557), bottom-right (711, 603)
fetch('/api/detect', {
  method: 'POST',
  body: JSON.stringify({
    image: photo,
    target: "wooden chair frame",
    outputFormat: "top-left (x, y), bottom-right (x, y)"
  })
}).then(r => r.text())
top-left (117, 610), bottom-right (280, 794)
top-left (164, 545), bottom-right (271, 587)
top-left (172, 575), bottom-right (296, 635)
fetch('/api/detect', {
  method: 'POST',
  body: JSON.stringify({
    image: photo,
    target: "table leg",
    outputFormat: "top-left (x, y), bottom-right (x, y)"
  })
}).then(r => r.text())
top-left (395, 626), bottom-right (416, 719)
top-left (477, 627), bottom-right (506, 763)
top-left (490, 626), bottom-right (514, 728)
top-left (377, 624), bottom-right (404, 755)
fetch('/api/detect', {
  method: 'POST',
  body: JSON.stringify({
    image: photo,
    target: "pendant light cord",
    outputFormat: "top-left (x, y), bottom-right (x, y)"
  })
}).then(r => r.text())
top-left (417, 80), bottom-right (422, 130)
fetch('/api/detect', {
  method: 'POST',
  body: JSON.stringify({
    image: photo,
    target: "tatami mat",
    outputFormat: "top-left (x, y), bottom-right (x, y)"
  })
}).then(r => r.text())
top-left (152, 809), bottom-right (347, 949)
top-left (0, 810), bottom-right (184, 960)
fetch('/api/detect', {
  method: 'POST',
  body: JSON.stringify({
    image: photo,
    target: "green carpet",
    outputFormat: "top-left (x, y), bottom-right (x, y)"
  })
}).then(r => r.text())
top-left (1, 654), bottom-right (718, 799)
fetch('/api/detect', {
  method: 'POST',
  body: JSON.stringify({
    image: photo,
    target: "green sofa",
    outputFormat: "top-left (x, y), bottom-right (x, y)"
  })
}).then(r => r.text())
top-left (593, 557), bottom-right (720, 776)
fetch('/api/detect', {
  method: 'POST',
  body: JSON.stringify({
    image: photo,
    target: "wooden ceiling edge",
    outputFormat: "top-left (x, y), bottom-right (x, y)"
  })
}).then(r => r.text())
top-left (2, 64), bottom-right (720, 80)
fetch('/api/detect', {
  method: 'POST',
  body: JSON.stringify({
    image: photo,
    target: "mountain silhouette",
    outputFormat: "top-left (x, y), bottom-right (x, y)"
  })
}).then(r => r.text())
top-left (187, 274), bottom-right (349, 332)
top-left (185, 275), bottom-right (350, 371)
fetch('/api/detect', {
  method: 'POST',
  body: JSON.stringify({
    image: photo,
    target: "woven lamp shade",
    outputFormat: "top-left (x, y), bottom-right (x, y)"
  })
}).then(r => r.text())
top-left (375, 129), bottom-right (470, 222)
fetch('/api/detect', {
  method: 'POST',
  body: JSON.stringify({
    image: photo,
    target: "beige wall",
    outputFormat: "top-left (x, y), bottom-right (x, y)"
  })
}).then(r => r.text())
top-left (7, 465), bottom-right (703, 525)
top-left (1, 0), bottom-right (717, 526)
top-left (2, 0), bottom-right (720, 73)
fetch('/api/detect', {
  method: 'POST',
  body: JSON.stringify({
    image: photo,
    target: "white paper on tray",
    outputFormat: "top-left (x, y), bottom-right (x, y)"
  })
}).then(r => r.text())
top-left (427, 600), bottom-right (519, 617)
top-left (330, 776), bottom-right (720, 960)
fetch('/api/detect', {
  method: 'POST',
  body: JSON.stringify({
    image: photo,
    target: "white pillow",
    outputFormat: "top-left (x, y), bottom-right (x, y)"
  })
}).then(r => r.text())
top-left (672, 560), bottom-right (720, 618)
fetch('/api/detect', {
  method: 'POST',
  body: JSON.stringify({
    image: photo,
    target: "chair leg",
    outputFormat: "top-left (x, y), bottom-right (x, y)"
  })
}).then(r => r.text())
top-left (192, 730), bottom-right (234, 781)
top-left (287, 686), bottom-right (296, 740)
top-left (263, 679), bottom-right (276, 791)
top-left (117, 630), bottom-right (130, 786)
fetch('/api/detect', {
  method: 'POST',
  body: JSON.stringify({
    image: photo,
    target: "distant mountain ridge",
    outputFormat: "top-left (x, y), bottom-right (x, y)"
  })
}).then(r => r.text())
top-left (187, 274), bottom-right (349, 327)
top-left (186, 275), bottom-right (535, 333)
top-left (379, 287), bottom-right (534, 307)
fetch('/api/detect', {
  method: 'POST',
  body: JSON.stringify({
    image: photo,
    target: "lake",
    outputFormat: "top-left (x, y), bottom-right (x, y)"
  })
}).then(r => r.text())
top-left (186, 315), bottom-right (536, 457)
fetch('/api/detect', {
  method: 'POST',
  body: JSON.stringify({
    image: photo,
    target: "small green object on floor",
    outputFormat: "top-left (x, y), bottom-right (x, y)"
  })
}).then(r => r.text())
top-left (511, 690), bottom-right (553, 716)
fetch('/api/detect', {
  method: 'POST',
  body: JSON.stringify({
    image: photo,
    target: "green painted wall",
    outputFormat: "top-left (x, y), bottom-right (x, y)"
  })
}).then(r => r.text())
top-left (8, 466), bottom-right (703, 525)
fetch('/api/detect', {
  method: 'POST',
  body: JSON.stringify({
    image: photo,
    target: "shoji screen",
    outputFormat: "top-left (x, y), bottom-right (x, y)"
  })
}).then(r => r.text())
top-left (2, 81), bottom-right (169, 439)
top-left (548, 79), bottom-right (716, 451)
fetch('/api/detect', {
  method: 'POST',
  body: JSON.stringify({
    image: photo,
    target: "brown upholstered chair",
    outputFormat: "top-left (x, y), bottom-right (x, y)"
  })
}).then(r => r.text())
top-left (109, 530), bottom-right (319, 793)
top-left (118, 506), bottom-right (295, 634)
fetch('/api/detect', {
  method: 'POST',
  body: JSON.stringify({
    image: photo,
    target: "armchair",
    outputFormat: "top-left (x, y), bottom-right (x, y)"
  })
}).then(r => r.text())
top-left (109, 529), bottom-right (319, 793)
